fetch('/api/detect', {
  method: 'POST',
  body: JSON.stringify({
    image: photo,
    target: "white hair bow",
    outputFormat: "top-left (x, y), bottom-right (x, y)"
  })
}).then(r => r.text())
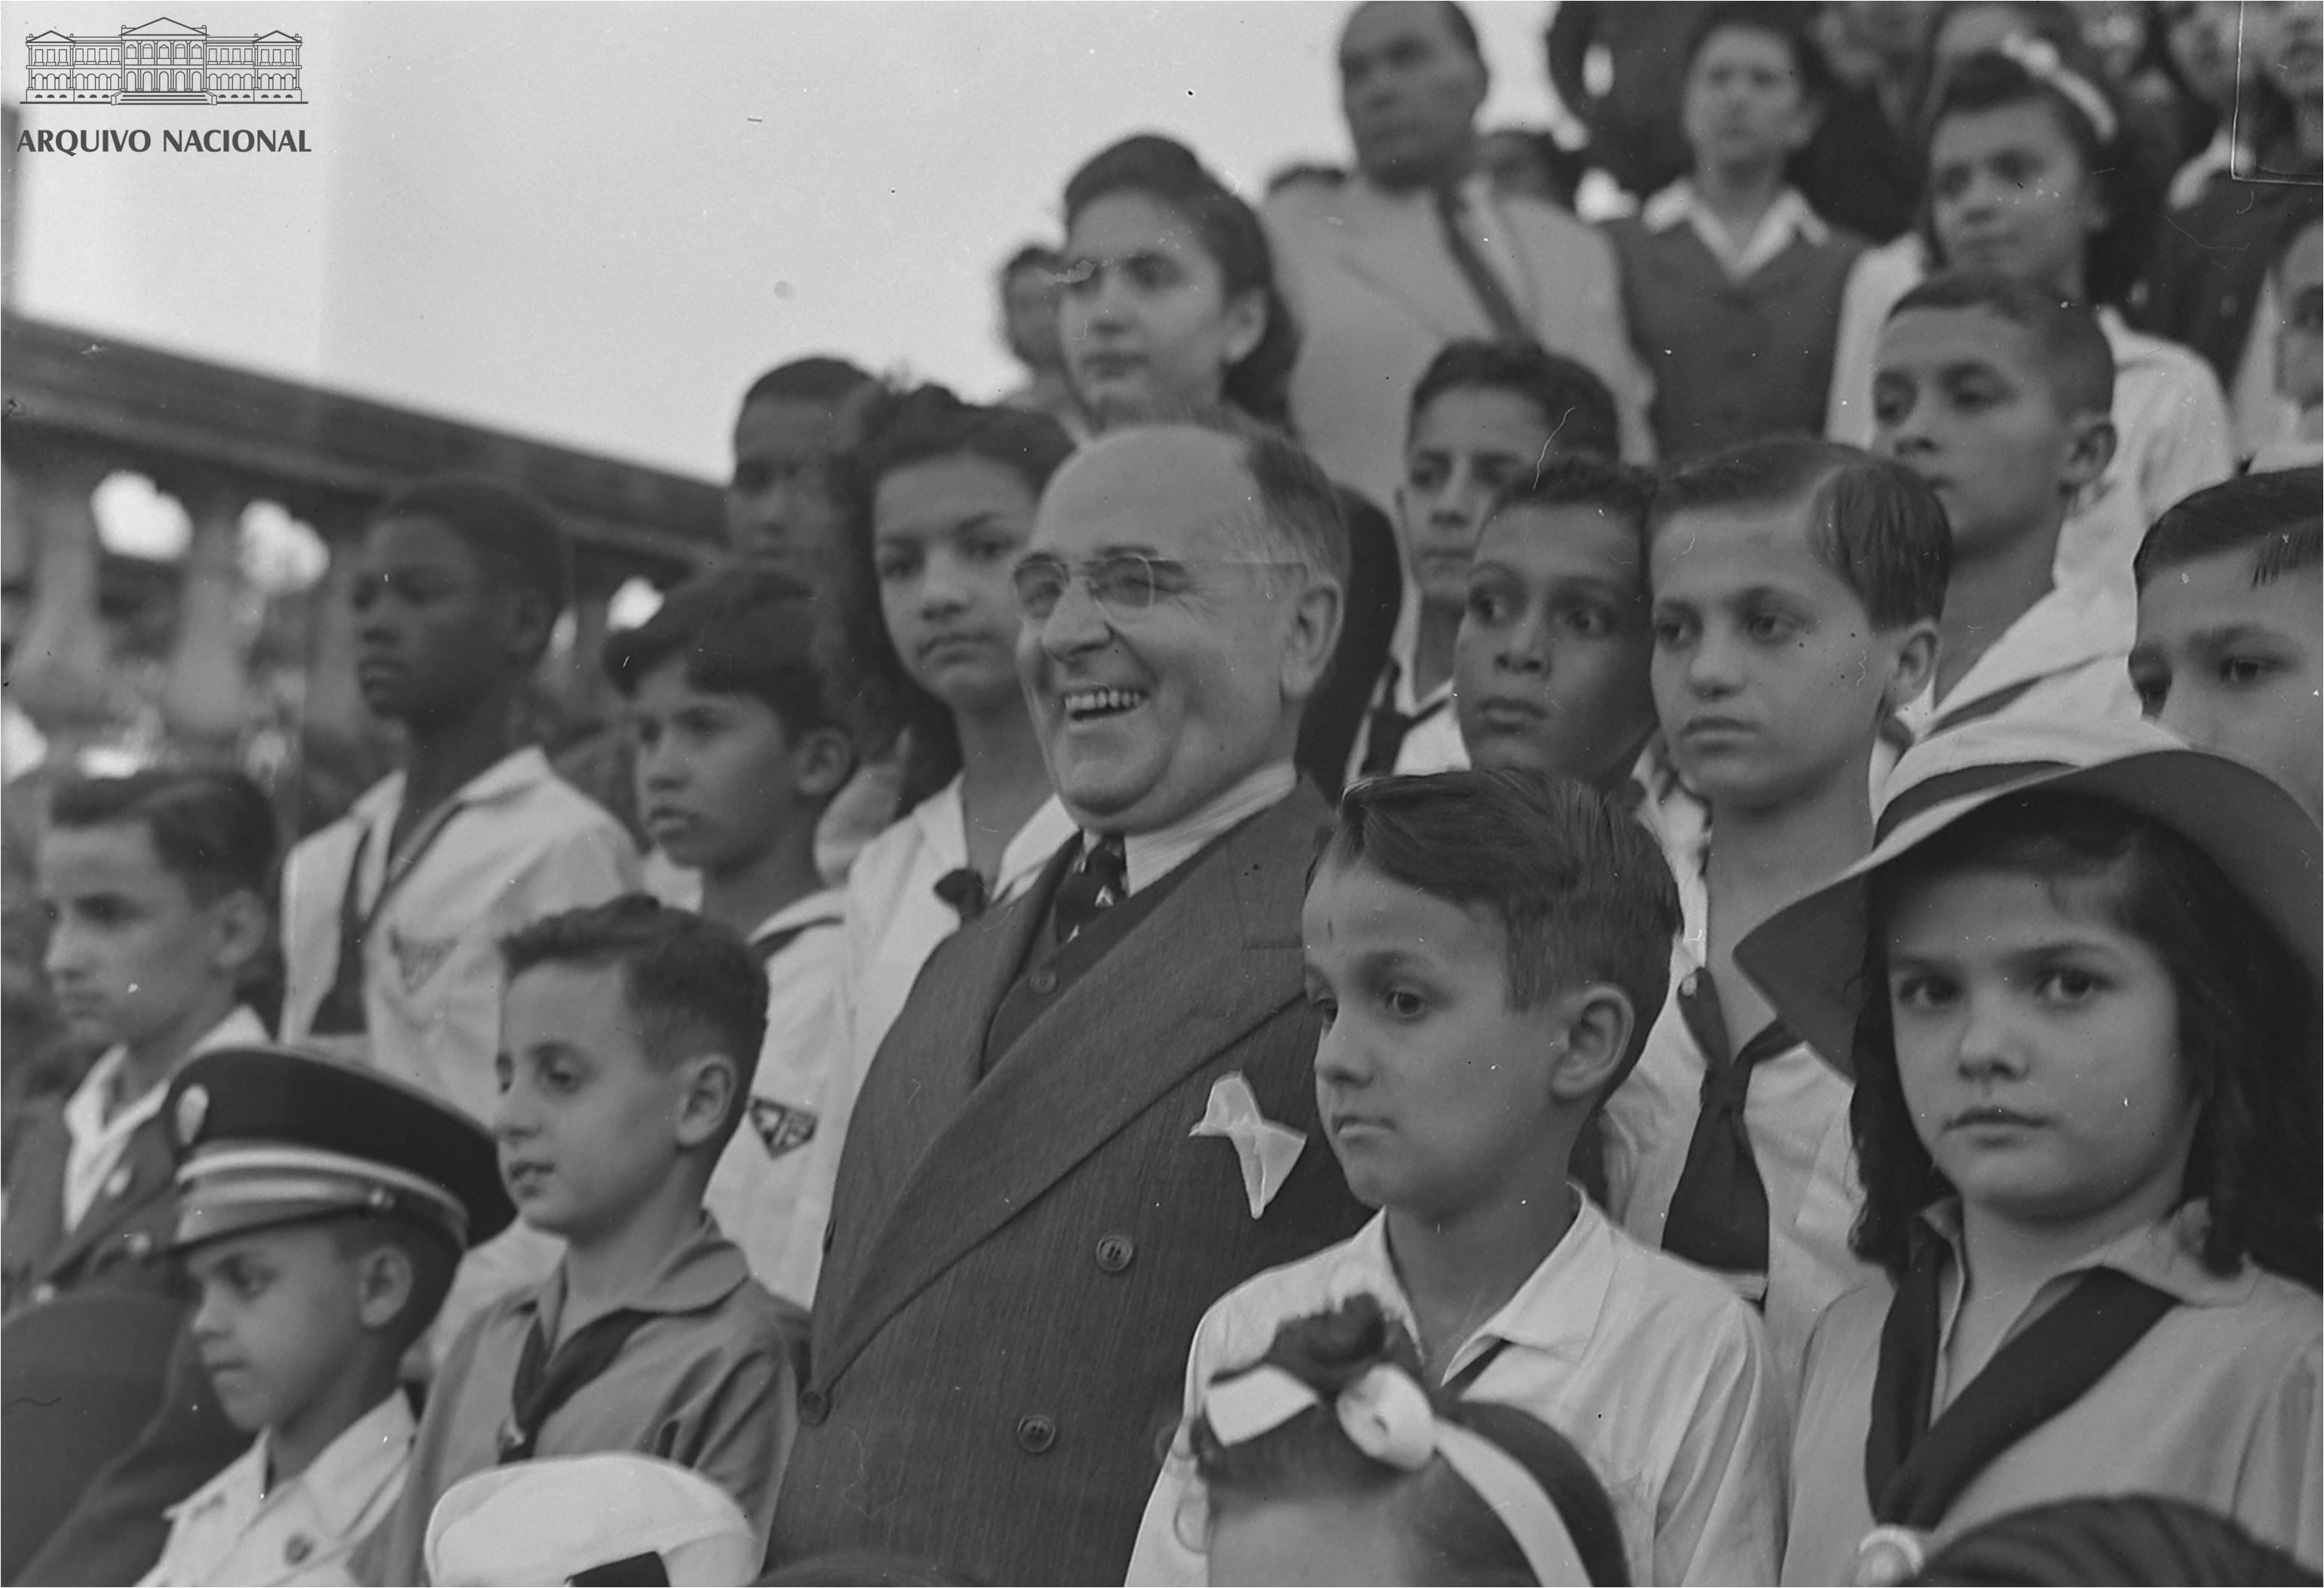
top-left (1203, 1360), bottom-right (1597, 1585)
top-left (1996, 34), bottom-right (2119, 143)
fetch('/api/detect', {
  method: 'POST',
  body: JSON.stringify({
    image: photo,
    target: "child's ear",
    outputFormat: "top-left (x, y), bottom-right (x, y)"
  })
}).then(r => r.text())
top-left (2061, 414), bottom-right (2118, 498)
top-left (790, 725), bottom-right (857, 803)
top-left (1544, 983), bottom-right (1637, 1105)
top-left (673, 1052), bottom-right (739, 1150)
top-left (204, 889), bottom-right (271, 982)
top-left (1881, 620), bottom-right (1940, 712)
top-left (500, 587), bottom-right (555, 670)
top-left (354, 1243), bottom-right (417, 1333)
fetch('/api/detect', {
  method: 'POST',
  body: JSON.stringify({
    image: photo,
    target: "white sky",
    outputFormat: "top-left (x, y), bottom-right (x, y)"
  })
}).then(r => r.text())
top-left (6, 1), bottom-right (1565, 482)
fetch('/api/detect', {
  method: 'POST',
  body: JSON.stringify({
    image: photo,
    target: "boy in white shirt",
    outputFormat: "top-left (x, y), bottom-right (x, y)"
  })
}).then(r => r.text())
top-left (602, 568), bottom-right (857, 1313)
top-left (1127, 771), bottom-right (1786, 1586)
top-left (276, 477), bottom-right (637, 1332)
top-left (141, 1045), bottom-right (511, 1586)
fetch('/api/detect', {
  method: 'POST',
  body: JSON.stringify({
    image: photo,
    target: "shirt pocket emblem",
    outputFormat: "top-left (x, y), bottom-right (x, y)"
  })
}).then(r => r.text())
top-left (749, 1099), bottom-right (817, 1159)
top-left (386, 927), bottom-right (458, 997)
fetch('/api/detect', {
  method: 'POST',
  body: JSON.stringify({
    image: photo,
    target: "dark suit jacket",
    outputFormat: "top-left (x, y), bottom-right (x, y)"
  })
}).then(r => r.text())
top-left (2, 1103), bottom-right (187, 1314)
top-left (768, 786), bottom-right (1368, 1585)
top-left (1297, 488), bottom-right (1403, 802)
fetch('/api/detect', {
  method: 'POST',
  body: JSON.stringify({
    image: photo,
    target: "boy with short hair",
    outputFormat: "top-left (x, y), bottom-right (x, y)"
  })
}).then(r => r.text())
top-left (1351, 340), bottom-right (1623, 781)
top-left (355, 897), bottom-right (796, 1586)
top-left (141, 1046), bottom-right (511, 1586)
top-left (602, 568), bottom-right (857, 1303)
top-left (2131, 468), bottom-right (2323, 817)
top-left (6, 768), bottom-right (275, 1313)
top-left (1453, 455), bottom-right (1660, 796)
top-left (1604, 437), bottom-right (1944, 1390)
top-left (279, 475), bottom-right (638, 1124)
top-left (1870, 271), bottom-right (2139, 765)
top-left (1127, 771), bottom-right (1786, 1587)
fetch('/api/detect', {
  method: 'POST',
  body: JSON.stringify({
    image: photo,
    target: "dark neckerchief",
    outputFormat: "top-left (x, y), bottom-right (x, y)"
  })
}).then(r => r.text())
top-left (498, 1307), bottom-right (655, 1464)
top-left (1864, 1228), bottom-right (2178, 1528)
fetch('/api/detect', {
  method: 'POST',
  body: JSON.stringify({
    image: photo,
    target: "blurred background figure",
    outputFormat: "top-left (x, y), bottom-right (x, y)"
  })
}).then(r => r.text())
top-left (1544, 0), bottom-right (1712, 209)
top-left (993, 244), bottom-right (1089, 441)
top-left (1479, 124), bottom-right (1586, 211)
top-left (1795, 1), bottom-right (1933, 242)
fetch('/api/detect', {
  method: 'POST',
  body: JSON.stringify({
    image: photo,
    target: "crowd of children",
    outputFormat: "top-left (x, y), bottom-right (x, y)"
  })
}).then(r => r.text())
top-left (5, 2), bottom-right (2320, 1584)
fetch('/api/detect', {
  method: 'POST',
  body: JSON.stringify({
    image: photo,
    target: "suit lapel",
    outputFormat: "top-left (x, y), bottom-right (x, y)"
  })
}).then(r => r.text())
top-left (817, 838), bottom-right (1075, 1319)
top-left (38, 1117), bottom-right (176, 1285)
top-left (823, 789), bottom-right (1326, 1381)
top-left (1326, 189), bottom-right (1483, 345)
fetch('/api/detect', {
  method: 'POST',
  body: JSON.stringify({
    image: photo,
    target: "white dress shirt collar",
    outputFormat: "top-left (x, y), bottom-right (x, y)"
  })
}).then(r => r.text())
top-left (1098, 760), bottom-right (1298, 896)
top-left (1642, 181), bottom-right (1828, 281)
top-left (63, 1004), bottom-right (268, 1232)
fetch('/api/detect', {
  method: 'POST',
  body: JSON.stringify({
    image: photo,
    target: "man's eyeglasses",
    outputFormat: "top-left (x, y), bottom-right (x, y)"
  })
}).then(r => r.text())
top-left (1010, 553), bottom-right (1299, 621)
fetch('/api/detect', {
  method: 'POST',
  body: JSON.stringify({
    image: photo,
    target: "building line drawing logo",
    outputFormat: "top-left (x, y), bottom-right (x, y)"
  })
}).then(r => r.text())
top-left (24, 17), bottom-right (303, 105)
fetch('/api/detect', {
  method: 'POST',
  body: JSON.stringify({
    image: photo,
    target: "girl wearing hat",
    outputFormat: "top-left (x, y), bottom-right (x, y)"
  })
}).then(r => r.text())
top-left (1736, 716), bottom-right (2322, 1585)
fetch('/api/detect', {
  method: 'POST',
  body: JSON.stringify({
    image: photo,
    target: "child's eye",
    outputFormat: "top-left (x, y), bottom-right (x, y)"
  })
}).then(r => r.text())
top-left (1308, 994), bottom-right (1338, 1028)
top-left (1561, 603), bottom-right (1614, 639)
top-left (1382, 988), bottom-right (1427, 1019)
top-left (1744, 611), bottom-right (1797, 643)
top-left (2219, 656), bottom-right (2279, 688)
top-left (2034, 967), bottom-right (2104, 1003)
top-left (963, 537), bottom-right (1014, 566)
top-left (1890, 973), bottom-right (1956, 1013)
top-left (874, 551), bottom-right (918, 584)
top-left (1651, 615), bottom-right (1691, 649)
top-left (1408, 459), bottom-right (1449, 492)
top-left (544, 1064), bottom-right (582, 1093)
top-left (1466, 588), bottom-right (1511, 624)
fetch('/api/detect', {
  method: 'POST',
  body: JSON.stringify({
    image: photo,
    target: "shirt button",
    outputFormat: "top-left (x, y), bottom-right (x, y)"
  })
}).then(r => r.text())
top-left (799, 1387), bottom-right (830, 1426)
top-left (1094, 1233), bottom-right (1135, 1274)
top-left (1016, 1413), bottom-right (1058, 1454)
top-left (1029, 968), bottom-right (1059, 995)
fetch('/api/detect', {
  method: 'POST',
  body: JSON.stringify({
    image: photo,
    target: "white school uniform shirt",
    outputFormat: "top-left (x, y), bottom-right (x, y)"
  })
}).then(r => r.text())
top-left (277, 746), bottom-right (639, 1127)
top-left (695, 885), bottom-right (848, 1304)
top-left (140, 1391), bottom-right (414, 1586)
top-left (1599, 813), bottom-right (1875, 1396)
top-left (1124, 1197), bottom-right (1789, 1588)
top-left (768, 777), bottom-right (1076, 1307)
top-left (1345, 591), bottom-right (1470, 783)
top-left (61, 1005), bottom-right (267, 1231)
top-left (1875, 579), bottom-right (2142, 796)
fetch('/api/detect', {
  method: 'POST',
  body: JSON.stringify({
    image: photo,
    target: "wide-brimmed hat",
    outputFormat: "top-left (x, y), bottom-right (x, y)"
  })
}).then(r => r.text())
top-left (1736, 716), bottom-right (2323, 1071)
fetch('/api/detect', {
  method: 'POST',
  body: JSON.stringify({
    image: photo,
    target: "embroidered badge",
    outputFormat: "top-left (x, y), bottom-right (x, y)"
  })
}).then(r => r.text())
top-left (173, 1084), bottom-right (210, 1147)
top-left (387, 927), bottom-right (458, 996)
top-left (749, 1099), bottom-right (817, 1159)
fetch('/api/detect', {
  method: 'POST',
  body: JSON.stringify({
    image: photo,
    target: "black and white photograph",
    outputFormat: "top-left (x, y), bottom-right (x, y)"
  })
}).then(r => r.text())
top-left (1, 2), bottom-right (2319, 1583)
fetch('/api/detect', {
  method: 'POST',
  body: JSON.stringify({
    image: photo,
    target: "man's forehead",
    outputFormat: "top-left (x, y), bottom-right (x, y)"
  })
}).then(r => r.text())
top-left (1341, 1), bottom-right (1449, 58)
top-left (733, 397), bottom-right (834, 458)
top-left (1032, 428), bottom-right (1261, 547)
top-left (1877, 306), bottom-right (2038, 376)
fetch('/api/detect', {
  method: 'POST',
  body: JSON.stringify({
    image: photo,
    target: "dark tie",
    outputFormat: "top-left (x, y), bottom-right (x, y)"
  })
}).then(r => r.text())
top-left (498, 1308), bottom-right (652, 1464)
top-left (1433, 183), bottom-right (1533, 345)
top-left (1052, 833), bottom-right (1128, 945)
top-left (934, 866), bottom-right (990, 924)
top-left (1660, 970), bottom-right (1793, 1285)
top-left (1360, 685), bottom-right (1451, 777)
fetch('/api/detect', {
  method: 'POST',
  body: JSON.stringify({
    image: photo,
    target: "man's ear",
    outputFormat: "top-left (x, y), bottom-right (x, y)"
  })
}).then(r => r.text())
top-left (1881, 619), bottom-right (1940, 711)
top-left (355, 1242), bottom-right (418, 1333)
top-left (1544, 983), bottom-right (1636, 1105)
top-left (790, 724), bottom-right (857, 802)
top-left (673, 1052), bottom-right (739, 1150)
top-left (1280, 574), bottom-right (1345, 704)
top-left (2061, 413), bottom-right (2118, 498)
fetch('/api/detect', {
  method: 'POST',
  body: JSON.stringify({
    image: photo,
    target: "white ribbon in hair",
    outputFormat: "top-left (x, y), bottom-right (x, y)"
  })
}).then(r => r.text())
top-left (1204, 1362), bottom-right (1596, 1586)
top-left (1997, 34), bottom-right (2119, 143)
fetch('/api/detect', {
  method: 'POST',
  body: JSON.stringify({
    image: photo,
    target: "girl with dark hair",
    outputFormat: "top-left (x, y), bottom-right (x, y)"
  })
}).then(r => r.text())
top-left (1182, 1296), bottom-right (1632, 1586)
top-left (1736, 716), bottom-right (2322, 1585)
top-left (1055, 132), bottom-right (1405, 798)
top-left (772, 385), bottom-right (1081, 1307)
top-left (1058, 133), bottom-right (1300, 431)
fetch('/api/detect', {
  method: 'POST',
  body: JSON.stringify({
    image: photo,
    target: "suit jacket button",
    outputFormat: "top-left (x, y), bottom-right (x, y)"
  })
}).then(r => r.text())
top-left (1016, 1413), bottom-right (1057, 1454)
top-left (1095, 1233), bottom-right (1135, 1274)
top-left (799, 1387), bottom-right (830, 1426)
top-left (31, 1283), bottom-right (57, 1305)
top-left (1029, 968), bottom-right (1059, 995)
top-left (124, 1232), bottom-right (155, 1260)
